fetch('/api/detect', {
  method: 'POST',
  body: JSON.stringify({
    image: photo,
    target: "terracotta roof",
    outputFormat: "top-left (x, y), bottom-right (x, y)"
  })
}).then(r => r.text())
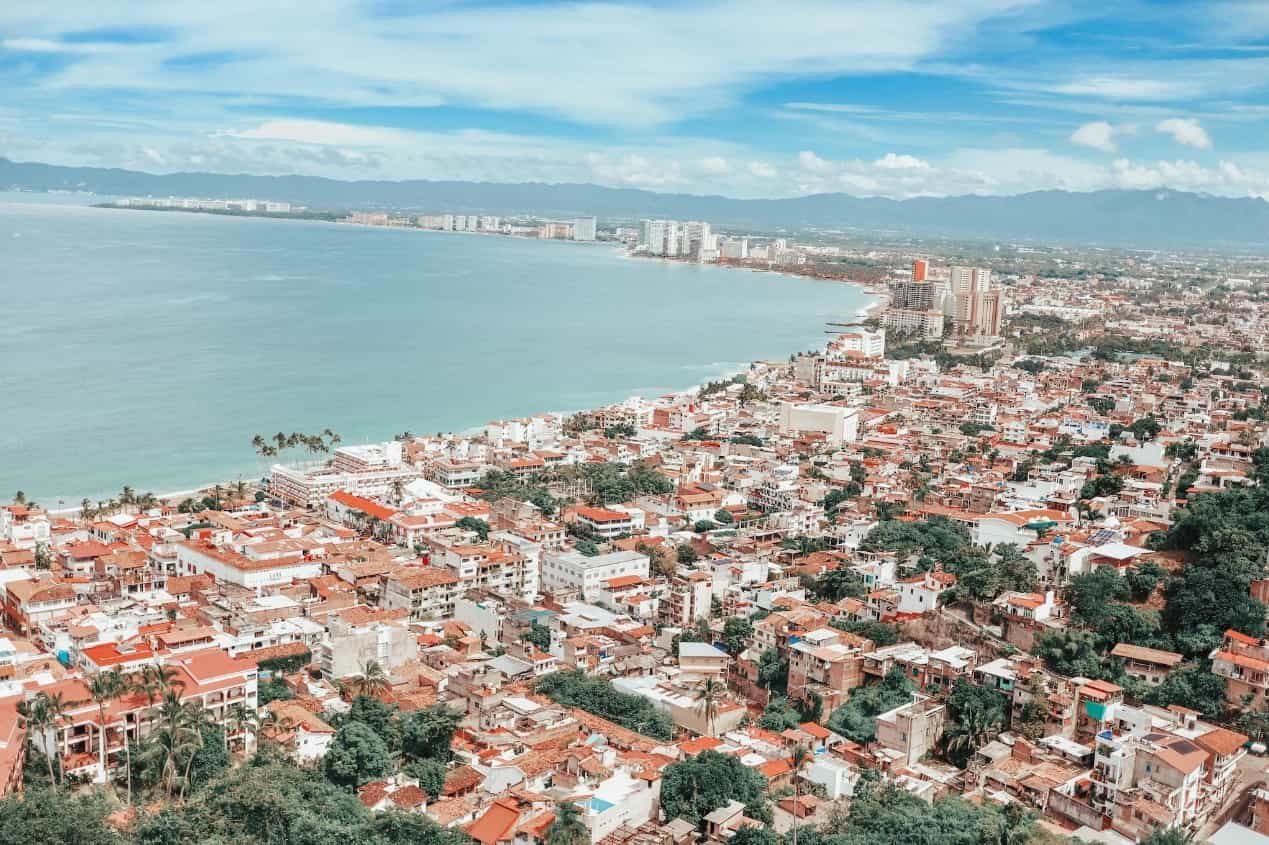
top-left (466, 797), bottom-right (522, 845)
top-left (1196, 727), bottom-right (1249, 758)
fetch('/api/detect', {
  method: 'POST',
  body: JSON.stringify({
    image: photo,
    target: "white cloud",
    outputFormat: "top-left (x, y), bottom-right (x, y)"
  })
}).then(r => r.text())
top-left (873, 152), bottom-right (930, 170)
top-left (748, 161), bottom-right (777, 179)
top-left (2, 0), bottom-right (1038, 128)
top-left (700, 156), bottom-right (730, 175)
top-left (1052, 76), bottom-right (1201, 101)
top-left (1070, 121), bottom-right (1118, 152)
top-left (2, 37), bottom-right (71, 52)
top-left (227, 119), bottom-right (414, 147)
top-left (798, 150), bottom-right (831, 173)
top-left (1155, 117), bottom-right (1212, 150)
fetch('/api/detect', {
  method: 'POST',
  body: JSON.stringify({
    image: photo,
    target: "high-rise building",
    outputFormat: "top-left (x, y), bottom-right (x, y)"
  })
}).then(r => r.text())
top-left (682, 221), bottom-right (711, 258)
top-left (891, 279), bottom-right (934, 311)
top-left (968, 288), bottom-right (1005, 338)
top-left (720, 237), bottom-right (749, 260)
top-left (643, 220), bottom-right (683, 256)
top-left (912, 259), bottom-right (928, 282)
top-left (949, 267), bottom-right (993, 334)
top-left (572, 217), bottom-right (597, 241)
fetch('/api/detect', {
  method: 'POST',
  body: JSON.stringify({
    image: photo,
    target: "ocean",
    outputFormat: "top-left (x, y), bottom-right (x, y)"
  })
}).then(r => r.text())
top-left (0, 194), bottom-right (873, 504)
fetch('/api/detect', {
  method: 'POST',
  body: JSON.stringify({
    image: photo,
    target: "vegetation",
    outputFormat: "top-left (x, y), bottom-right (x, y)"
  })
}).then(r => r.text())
top-left (659, 750), bottom-right (771, 826)
top-left (941, 680), bottom-right (1007, 768)
top-left (250, 429), bottom-right (341, 460)
top-left (820, 776), bottom-right (1035, 845)
top-left (536, 670), bottom-right (675, 740)
top-left (831, 619), bottom-right (900, 647)
top-left (826, 667), bottom-right (914, 743)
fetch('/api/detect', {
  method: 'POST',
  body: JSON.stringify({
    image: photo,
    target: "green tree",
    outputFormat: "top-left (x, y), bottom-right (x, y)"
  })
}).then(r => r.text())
top-left (455, 516), bottom-right (490, 541)
top-left (941, 679), bottom-right (1007, 767)
top-left (1144, 666), bottom-right (1229, 720)
top-left (0, 786), bottom-right (123, 845)
top-left (524, 621), bottom-right (552, 652)
top-left (536, 671), bottom-right (675, 740)
top-left (325, 721), bottom-right (392, 788)
top-left (403, 757), bottom-right (448, 799)
top-left (756, 648), bottom-right (789, 695)
top-left (659, 750), bottom-right (771, 826)
top-left (546, 801), bottom-right (590, 845)
top-left (831, 619), bottom-right (900, 646)
top-left (401, 705), bottom-right (463, 762)
top-left (721, 617), bottom-right (753, 656)
top-left (827, 667), bottom-right (914, 743)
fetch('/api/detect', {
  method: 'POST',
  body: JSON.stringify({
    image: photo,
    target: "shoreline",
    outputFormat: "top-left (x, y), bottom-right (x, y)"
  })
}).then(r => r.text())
top-left (46, 293), bottom-right (882, 514)
top-left (16, 198), bottom-right (882, 510)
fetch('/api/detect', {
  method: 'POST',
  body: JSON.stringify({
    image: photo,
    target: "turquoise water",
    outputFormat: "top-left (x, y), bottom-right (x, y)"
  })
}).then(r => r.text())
top-left (0, 195), bottom-right (872, 504)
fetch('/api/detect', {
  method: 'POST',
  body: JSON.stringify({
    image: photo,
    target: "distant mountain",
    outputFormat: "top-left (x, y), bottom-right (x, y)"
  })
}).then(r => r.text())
top-left (4, 156), bottom-right (1268, 249)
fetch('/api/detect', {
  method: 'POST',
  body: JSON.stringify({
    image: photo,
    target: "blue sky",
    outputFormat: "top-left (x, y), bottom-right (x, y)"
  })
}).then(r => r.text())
top-left (3, 0), bottom-right (1269, 198)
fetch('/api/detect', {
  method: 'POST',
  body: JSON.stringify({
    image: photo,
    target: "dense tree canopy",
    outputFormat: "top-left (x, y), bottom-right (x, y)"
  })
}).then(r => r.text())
top-left (824, 780), bottom-right (1035, 845)
top-left (325, 722), bottom-right (392, 788)
top-left (659, 750), bottom-right (771, 826)
top-left (827, 667), bottom-right (914, 743)
top-left (536, 671), bottom-right (675, 740)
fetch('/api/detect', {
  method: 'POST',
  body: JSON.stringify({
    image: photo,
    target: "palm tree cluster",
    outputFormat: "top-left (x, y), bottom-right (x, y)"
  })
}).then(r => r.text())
top-left (79, 486), bottom-right (160, 521)
top-left (22, 664), bottom-right (256, 803)
top-left (251, 429), bottom-right (341, 459)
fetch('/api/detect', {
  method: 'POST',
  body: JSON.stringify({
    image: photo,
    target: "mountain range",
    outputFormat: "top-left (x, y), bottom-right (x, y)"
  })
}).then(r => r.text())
top-left (4, 156), bottom-right (1267, 250)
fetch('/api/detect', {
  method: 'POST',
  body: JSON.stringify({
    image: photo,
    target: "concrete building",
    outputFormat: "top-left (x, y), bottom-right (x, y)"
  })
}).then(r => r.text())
top-left (875, 693), bottom-right (946, 767)
top-left (319, 609), bottom-right (417, 680)
top-left (778, 403), bottom-right (859, 445)
top-left (542, 550), bottom-right (650, 602)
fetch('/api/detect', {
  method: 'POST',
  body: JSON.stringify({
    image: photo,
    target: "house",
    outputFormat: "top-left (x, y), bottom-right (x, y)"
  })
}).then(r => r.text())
top-left (1210, 629), bottom-right (1269, 708)
top-left (1110, 643), bottom-right (1183, 687)
top-left (677, 642), bottom-right (728, 681)
top-left (895, 568), bottom-right (956, 615)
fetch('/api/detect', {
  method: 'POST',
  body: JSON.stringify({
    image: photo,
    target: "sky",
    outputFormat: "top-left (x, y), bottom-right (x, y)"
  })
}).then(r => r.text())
top-left (3, 0), bottom-right (1269, 199)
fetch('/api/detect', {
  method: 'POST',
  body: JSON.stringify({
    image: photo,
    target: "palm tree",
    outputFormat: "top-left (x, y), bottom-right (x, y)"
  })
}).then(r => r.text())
top-left (225, 703), bottom-right (251, 754)
top-left (695, 677), bottom-right (724, 737)
top-left (88, 670), bottom-right (125, 778)
top-left (179, 701), bottom-right (214, 798)
top-left (944, 708), bottom-right (1002, 764)
top-left (348, 660), bottom-right (391, 699)
top-left (13, 491), bottom-right (25, 505)
top-left (140, 689), bottom-right (201, 799)
top-left (80, 498), bottom-right (93, 521)
top-left (546, 801), bottom-right (589, 845)
top-left (120, 486), bottom-right (136, 510)
top-left (18, 692), bottom-right (64, 785)
top-left (788, 744), bottom-right (811, 845)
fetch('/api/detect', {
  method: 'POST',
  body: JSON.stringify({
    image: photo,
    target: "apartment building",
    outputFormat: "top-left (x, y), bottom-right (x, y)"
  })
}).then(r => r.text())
top-left (25, 647), bottom-right (258, 786)
top-left (542, 550), bottom-right (649, 602)
top-left (1210, 628), bottom-right (1269, 708)
top-left (381, 566), bottom-right (462, 621)
top-left (786, 627), bottom-right (870, 712)
top-left (319, 608), bottom-right (417, 679)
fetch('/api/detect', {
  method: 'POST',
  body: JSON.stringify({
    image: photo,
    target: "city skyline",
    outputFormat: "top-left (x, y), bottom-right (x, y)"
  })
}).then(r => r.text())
top-left (3, 1), bottom-right (1269, 199)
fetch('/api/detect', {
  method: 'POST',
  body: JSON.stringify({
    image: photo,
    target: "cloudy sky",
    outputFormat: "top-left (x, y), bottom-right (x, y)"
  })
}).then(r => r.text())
top-left (3, 0), bottom-right (1269, 198)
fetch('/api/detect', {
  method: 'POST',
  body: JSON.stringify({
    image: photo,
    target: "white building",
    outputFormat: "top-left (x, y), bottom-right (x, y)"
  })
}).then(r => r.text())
top-left (542, 549), bottom-right (650, 602)
top-left (778, 403), bottom-right (859, 445)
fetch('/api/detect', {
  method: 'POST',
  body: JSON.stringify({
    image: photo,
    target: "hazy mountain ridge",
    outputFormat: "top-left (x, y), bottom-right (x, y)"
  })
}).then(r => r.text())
top-left (4, 156), bottom-right (1268, 248)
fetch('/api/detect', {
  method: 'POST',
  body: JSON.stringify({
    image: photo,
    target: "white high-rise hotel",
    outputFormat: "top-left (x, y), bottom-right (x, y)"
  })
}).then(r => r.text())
top-left (640, 219), bottom-right (715, 260)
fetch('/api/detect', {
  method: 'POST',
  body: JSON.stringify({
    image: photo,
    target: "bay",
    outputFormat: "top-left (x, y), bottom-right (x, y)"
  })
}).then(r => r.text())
top-left (0, 195), bottom-right (873, 504)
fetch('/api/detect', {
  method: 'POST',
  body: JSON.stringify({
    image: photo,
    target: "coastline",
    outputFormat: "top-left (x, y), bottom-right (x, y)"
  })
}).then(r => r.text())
top-left (62, 289), bottom-right (882, 512)
top-left (11, 196), bottom-right (882, 508)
